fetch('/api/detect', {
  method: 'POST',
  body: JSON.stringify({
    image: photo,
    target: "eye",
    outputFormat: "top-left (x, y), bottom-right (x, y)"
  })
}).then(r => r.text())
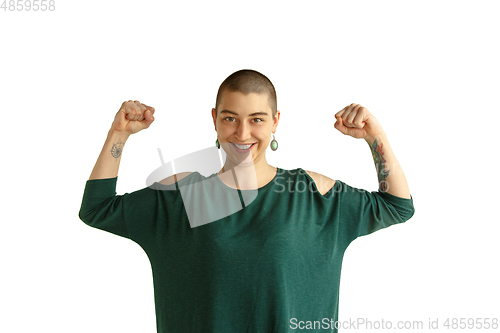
top-left (223, 116), bottom-right (236, 122)
top-left (253, 118), bottom-right (264, 123)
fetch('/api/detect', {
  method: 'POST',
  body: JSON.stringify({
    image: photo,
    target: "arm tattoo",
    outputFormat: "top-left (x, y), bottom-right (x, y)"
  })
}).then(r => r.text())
top-left (110, 141), bottom-right (125, 160)
top-left (369, 139), bottom-right (390, 192)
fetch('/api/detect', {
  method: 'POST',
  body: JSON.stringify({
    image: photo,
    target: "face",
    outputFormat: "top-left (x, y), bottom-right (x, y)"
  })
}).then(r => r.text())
top-left (212, 90), bottom-right (280, 167)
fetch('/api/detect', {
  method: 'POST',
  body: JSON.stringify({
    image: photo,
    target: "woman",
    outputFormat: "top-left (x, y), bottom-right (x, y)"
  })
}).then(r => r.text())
top-left (79, 69), bottom-right (414, 332)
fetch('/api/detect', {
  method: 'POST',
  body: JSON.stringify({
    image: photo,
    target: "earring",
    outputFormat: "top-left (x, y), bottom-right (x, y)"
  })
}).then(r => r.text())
top-left (270, 133), bottom-right (278, 151)
top-left (215, 138), bottom-right (220, 149)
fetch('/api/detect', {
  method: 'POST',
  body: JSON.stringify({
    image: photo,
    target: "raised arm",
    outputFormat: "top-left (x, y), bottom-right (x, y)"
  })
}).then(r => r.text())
top-left (89, 100), bottom-right (155, 180)
top-left (334, 103), bottom-right (411, 199)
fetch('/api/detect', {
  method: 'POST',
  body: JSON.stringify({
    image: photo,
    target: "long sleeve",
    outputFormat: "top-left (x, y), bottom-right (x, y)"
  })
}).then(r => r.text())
top-left (78, 177), bottom-right (130, 239)
top-left (337, 181), bottom-right (415, 243)
top-left (78, 176), bottom-right (190, 248)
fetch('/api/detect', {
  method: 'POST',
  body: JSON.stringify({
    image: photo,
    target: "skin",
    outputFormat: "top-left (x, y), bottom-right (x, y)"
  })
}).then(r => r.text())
top-left (90, 98), bottom-right (410, 198)
top-left (334, 103), bottom-right (411, 198)
top-left (211, 89), bottom-right (281, 189)
top-left (211, 89), bottom-right (337, 194)
top-left (88, 100), bottom-right (155, 180)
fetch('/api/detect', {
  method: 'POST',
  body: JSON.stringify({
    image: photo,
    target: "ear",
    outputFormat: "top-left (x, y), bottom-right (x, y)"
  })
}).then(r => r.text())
top-left (211, 108), bottom-right (217, 130)
top-left (272, 110), bottom-right (281, 132)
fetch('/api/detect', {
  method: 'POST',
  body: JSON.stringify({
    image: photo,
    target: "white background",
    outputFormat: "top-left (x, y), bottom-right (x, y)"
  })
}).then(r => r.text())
top-left (1, 0), bottom-right (499, 332)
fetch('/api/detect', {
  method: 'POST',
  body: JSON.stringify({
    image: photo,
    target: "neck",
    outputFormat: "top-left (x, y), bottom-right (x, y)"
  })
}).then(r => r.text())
top-left (220, 153), bottom-right (273, 174)
top-left (218, 157), bottom-right (276, 190)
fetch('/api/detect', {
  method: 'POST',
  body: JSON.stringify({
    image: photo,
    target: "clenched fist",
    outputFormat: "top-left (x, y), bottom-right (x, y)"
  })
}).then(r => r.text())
top-left (110, 100), bottom-right (155, 135)
top-left (334, 103), bottom-right (384, 142)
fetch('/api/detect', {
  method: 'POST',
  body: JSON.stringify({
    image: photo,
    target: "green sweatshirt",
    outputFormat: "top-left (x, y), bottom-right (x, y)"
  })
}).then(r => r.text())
top-left (79, 167), bottom-right (415, 333)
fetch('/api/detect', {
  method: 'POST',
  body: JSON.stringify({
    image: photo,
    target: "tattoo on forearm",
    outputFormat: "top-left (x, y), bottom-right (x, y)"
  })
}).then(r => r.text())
top-left (369, 139), bottom-right (390, 192)
top-left (110, 141), bottom-right (125, 160)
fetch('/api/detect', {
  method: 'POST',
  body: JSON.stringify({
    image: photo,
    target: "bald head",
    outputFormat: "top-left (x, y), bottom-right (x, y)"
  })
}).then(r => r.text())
top-left (215, 69), bottom-right (277, 118)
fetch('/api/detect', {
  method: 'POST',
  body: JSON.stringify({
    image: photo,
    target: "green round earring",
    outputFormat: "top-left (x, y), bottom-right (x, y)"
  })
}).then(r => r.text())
top-left (270, 133), bottom-right (278, 151)
top-left (215, 138), bottom-right (220, 149)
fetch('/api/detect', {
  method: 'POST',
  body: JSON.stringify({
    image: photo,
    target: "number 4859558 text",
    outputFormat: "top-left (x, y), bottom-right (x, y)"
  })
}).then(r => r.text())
top-left (1, 0), bottom-right (56, 11)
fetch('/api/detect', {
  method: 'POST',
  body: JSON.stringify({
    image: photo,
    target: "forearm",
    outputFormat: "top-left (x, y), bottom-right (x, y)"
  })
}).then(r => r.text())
top-left (365, 132), bottom-right (411, 199)
top-left (89, 129), bottom-right (130, 180)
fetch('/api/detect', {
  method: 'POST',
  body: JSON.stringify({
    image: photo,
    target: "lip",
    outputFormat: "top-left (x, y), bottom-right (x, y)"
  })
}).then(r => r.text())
top-left (230, 142), bottom-right (257, 153)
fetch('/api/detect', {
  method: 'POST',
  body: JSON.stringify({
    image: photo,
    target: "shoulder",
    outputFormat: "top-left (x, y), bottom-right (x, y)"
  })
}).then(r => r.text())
top-left (158, 172), bottom-right (194, 185)
top-left (303, 170), bottom-right (336, 196)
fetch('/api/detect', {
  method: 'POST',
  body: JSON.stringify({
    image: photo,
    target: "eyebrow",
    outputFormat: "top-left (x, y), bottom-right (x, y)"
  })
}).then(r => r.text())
top-left (220, 109), bottom-right (269, 117)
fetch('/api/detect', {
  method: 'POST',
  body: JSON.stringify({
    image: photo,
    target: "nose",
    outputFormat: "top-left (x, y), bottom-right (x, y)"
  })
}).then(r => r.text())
top-left (235, 121), bottom-right (251, 142)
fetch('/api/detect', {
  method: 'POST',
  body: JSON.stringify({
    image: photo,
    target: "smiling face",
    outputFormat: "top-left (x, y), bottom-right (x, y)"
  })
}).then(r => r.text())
top-left (212, 89), bottom-right (280, 168)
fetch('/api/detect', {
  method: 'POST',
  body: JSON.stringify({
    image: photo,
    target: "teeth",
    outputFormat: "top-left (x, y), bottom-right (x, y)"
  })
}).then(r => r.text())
top-left (233, 143), bottom-right (253, 149)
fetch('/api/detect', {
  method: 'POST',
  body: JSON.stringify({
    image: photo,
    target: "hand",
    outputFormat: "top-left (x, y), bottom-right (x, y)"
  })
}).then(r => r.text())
top-left (334, 103), bottom-right (384, 142)
top-left (111, 100), bottom-right (155, 135)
